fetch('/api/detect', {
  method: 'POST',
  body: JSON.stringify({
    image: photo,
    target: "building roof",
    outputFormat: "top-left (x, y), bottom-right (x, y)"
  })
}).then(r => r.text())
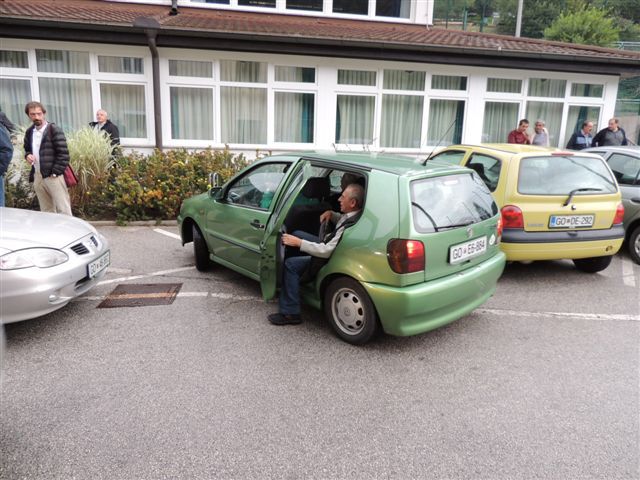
top-left (1, 0), bottom-right (639, 75)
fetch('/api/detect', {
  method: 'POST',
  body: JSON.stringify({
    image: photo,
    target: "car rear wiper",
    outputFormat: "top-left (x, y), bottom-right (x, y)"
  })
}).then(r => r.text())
top-left (563, 188), bottom-right (603, 207)
top-left (438, 221), bottom-right (474, 230)
top-left (411, 202), bottom-right (439, 231)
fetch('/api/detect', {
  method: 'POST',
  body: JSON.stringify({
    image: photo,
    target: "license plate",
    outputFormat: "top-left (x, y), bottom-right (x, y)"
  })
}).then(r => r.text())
top-left (449, 236), bottom-right (487, 264)
top-left (88, 251), bottom-right (110, 278)
top-left (549, 215), bottom-right (594, 228)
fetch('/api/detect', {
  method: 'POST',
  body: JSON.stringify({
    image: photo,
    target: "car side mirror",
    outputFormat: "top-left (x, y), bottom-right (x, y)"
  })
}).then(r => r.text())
top-left (210, 186), bottom-right (223, 199)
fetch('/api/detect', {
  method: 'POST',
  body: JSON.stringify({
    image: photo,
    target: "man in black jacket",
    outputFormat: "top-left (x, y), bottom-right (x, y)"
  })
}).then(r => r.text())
top-left (90, 109), bottom-right (120, 148)
top-left (23, 101), bottom-right (72, 215)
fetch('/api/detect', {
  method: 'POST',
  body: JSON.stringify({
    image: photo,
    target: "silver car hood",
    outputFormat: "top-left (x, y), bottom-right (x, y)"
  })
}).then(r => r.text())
top-left (0, 208), bottom-right (97, 252)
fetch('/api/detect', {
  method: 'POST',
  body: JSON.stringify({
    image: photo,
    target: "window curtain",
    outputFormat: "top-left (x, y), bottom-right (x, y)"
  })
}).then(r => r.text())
top-left (427, 99), bottom-right (464, 146)
top-left (526, 101), bottom-right (563, 147)
top-left (39, 78), bottom-right (92, 131)
top-left (275, 92), bottom-right (314, 143)
top-left (36, 50), bottom-right (89, 74)
top-left (0, 51), bottom-right (28, 69)
top-left (487, 78), bottom-right (522, 94)
top-left (98, 56), bottom-right (143, 74)
top-left (564, 105), bottom-right (601, 140)
top-left (275, 66), bottom-right (315, 83)
top-left (0, 78), bottom-right (31, 128)
top-left (338, 70), bottom-right (376, 86)
top-left (169, 60), bottom-right (213, 78)
top-left (100, 83), bottom-right (147, 138)
top-left (220, 60), bottom-right (266, 83)
top-left (571, 83), bottom-right (603, 98)
top-left (528, 79), bottom-right (566, 98)
top-left (383, 70), bottom-right (425, 91)
top-left (221, 86), bottom-right (267, 144)
top-left (381, 95), bottom-right (423, 148)
top-left (482, 102), bottom-right (519, 143)
top-left (376, 0), bottom-right (410, 18)
top-left (432, 75), bottom-right (467, 90)
top-left (170, 87), bottom-right (213, 140)
top-left (335, 95), bottom-right (374, 145)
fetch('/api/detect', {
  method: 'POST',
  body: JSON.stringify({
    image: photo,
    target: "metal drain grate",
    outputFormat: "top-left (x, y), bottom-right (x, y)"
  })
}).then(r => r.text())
top-left (98, 283), bottom-right (182, 308)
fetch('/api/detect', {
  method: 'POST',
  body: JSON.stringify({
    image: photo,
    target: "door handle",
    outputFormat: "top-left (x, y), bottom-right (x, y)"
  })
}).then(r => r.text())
top-left (250, 219), bottom-right (265, 229)
top-left (631, 197), bottom-right (640, 204)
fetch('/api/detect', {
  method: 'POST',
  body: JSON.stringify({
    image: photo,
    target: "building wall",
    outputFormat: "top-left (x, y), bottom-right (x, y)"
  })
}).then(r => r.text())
top-left (1, 38), bottom-right (619, 158)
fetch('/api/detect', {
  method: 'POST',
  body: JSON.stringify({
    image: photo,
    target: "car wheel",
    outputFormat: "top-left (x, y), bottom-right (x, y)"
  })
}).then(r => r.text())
top-left (629, 226), bottom-right (640, 265)
top-left (573, 255), bottom-right (613, 273)
top-left (324, 277), bottom-right (379, 345)
top-left (193, 225), bottom-right (212, 271)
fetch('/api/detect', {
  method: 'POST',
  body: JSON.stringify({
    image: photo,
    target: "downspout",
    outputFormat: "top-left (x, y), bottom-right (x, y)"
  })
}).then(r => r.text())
top-left (133, 17), bottom-right (163, 149)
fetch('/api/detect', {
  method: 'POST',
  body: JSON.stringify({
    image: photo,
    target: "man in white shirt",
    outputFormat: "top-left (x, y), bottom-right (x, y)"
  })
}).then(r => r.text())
top-left (268, 183), bottom-right (364, 326)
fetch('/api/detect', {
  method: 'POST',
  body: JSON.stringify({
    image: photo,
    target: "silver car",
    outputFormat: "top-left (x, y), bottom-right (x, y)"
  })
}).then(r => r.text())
top-left (584, 146), bottom-right (640, 263)
top-left (0, 208), bottom-right (110, 323)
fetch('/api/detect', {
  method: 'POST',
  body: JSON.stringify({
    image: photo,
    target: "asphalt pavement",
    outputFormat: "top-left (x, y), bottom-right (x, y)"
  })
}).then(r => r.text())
top-left (1, 225), bottom-right (639, 480)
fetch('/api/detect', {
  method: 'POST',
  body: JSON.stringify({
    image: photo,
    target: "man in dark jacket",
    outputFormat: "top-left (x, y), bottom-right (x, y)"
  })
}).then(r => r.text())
top-left (0, 123), bottom-right (13, 207)
top-left (89, 109), bottom-right (120, 148)
top-left (566, 121), bottom-right (594, 150)
top-left (593, 118), bottom-right (628, 147)
top-left (23, 101), bottom-right (72, 215)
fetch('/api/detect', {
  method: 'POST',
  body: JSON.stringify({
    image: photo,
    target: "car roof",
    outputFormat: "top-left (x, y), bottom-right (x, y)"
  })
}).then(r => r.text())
top-left (584, 146), bottom-right (640, 157)
top-left (441, 143), bottom-right (605, 160)
top-left (266, 150), bottom-right (469, 177)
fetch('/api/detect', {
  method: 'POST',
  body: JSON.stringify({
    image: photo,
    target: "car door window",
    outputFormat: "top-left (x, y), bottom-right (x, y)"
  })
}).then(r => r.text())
top-left (466, 154), bottom-right (501, 192)
top-left (429, 150), bottom-right (467, 165)
top-left (607, 153), bottom-right (640, 186)
top-left (226, 163), bottom-right (289, 209)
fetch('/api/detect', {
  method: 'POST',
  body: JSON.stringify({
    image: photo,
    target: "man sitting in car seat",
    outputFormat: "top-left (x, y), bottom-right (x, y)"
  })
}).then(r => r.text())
top-left (268, 183), bottom-right (365, 326)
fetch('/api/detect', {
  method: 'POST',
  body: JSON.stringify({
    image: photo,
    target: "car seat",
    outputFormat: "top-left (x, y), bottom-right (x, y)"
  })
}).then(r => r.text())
top-left (284, 177), bottom-right (332, 236)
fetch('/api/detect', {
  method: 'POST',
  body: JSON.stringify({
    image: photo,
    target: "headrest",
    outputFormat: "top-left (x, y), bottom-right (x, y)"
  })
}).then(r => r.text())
top-left (301, 177), bottom-right (330, 200)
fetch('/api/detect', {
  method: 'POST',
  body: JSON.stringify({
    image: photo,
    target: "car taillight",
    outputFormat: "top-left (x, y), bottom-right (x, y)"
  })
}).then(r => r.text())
top-left (613, 203), bottom-right (625, 225)
top-left (387, 239), bottom-right (425, 274)
top-left (501, 205), bottom-right (524, 229)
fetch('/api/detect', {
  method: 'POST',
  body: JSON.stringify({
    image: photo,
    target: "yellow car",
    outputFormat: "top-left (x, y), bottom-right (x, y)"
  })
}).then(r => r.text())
top-left (429, 144), bottom-right (625, 273)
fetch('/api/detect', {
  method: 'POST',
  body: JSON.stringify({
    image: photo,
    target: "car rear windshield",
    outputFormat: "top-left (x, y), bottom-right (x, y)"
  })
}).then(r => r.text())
top-left (411, 173), bottom-right (498, 233)
top-left (518, 155), bottom-right (617, 195)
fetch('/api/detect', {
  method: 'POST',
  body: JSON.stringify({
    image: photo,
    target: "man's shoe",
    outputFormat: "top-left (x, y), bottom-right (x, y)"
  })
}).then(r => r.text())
top-left (268, 313), bottom-right (302, 325)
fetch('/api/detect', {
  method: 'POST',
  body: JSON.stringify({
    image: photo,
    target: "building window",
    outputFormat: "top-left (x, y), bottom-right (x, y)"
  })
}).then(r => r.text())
top-left (427, 99), bottom-right (464, 146)
top-left (100, 83), bottom-right (147, 138)
top-left (190, 0), bottom-right (230, 3)
top-left (275, 66), bottom-right (315, 83)
top-left (376, 0), bottom-right (410, 18)
top-left (528, 78), bottom-right (566, 98)
top-left (526, 100), bottom-right (562, 146)
top-left (238, 0), bottom-right (276, 6)
top-left (275, 92), bottom-right (314, 143)
top-left (39, 78), bottom-right (92, 131)
top-left (564, 105), bottom-right (601, 141)
top-left (432, 75), bottom-right (467, 91)
top-left (286, 0), bottom-right (322, 11)
top-left (221, 87), bottom-right (267, 144)
top-left (487, 78), bottom-right (522, 94)
top-left (98, 56), bottom-right (144, 74)
top-left (338, 69), bottom-right (376, 86)
top-left (220, 60), bottom-right (267, 83)
top-left (383, 70), bottom-right (425, 91)
top-left (169, 60), bottom-right (213, 78)
top-left (482, 101), bottom-right (519, 143)
top-left (0, 50), bottom-right (28, 69)
top-left (170, 87), bottom-right (213, 140)
top-left (381, 95), bottom-right (423, 148)
top-left (336, 95), bottom-right (375, 145)
top-left (571, 83), bottom-right (604, 98)
top-left (36, 49), bottom-right (90, 74)
top-left (333, 0), bottom-right (368, 14)
top-left (0, 78), bottom-right (31, 126)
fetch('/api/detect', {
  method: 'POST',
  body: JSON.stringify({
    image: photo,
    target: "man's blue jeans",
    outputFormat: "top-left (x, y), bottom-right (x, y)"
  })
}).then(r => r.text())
top-left (278, 230), bottom-right (319, 315)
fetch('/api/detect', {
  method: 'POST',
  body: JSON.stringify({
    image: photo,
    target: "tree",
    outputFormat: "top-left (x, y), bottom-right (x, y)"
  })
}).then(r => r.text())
top-left (544, 5), bottom-right (620, 46)
top-left (496, 0), bottom-right (562, 38)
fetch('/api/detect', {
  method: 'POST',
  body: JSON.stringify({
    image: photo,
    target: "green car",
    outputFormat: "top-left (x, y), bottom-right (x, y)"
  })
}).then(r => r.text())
top-left (178, 152), bottom-right (506, 344)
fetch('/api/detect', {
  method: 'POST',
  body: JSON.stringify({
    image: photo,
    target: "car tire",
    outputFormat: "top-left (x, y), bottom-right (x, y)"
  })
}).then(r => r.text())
top-left (324, 277), bottom-right (379, 345)
top-left (193, 225), bottom-right (212, 271)
top-left (573, 255), bottom-right (613, 273)
top-left (629, 226), bottom-right (640, 265)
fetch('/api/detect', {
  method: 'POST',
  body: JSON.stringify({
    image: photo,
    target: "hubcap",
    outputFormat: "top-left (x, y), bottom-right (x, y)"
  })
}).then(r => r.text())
top-left (331, 288), bottom-right (365, 335)
top-left (634, 234), bottom-right (640, 257)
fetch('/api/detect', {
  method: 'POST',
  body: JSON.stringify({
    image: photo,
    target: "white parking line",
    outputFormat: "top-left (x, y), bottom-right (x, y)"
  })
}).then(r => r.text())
top-left (621, 258), bottom-right (637, 288)
top-left (154, 228), bottom-right (182, 240)
top-left (477, 308), bottom-right (640, 322)
top-left (80, 290), bottom-right (261, 302)
top-left (98, 266), bottom-right (195, 286)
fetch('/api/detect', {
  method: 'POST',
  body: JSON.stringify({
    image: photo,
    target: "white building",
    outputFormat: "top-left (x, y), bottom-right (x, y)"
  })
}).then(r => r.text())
top-left (1, 0), bottom-right (639, 156)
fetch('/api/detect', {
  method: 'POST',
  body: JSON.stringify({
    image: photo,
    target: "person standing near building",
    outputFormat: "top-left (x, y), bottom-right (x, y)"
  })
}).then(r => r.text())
top-left (530, 119), bottom-right (550, 146)
top-left (566, 121), bottom-right (594, 150)
top-left (0, 123), bottom-right (13, 207)
top-left (593, 118), bottom-right (628, 147)
top-left (23, 101), bottom-right (72, 216)
top-left (89, 109), bottom-right (120, 148)
top-left (0, 109), bottom-right (16, 134)
top-left (507, 119), bottom-right (531, 144)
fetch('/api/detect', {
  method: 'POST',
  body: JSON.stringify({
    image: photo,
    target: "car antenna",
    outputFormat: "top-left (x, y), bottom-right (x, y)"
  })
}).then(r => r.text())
top-left (421, 119), bottom-right (456, 166)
